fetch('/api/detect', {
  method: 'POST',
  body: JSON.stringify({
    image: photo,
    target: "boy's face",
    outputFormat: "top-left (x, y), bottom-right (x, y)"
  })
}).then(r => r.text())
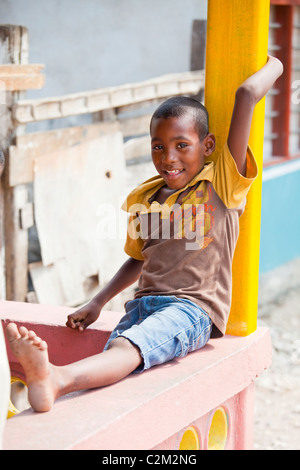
top-left (150, 115), bottom-right (215, 190)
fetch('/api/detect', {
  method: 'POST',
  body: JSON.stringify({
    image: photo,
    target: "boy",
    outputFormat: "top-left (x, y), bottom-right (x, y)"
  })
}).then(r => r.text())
top-left (6, 56), bottom-right (283, 412)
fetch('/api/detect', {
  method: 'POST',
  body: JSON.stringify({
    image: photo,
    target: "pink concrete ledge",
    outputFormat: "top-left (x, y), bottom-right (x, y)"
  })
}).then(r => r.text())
top-left (1, 300), bottom-right (272, 450)
top-left (1, 300), bottom-right (122, 371)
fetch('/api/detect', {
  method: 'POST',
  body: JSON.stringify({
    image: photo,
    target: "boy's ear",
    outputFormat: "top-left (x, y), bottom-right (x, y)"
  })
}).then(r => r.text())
top-left (203, 133), bottom-right (216, 156)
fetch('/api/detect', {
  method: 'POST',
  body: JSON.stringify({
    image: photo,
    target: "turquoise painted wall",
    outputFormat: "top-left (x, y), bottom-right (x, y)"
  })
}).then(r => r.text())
top-left (259, 161), bottom-right (300, 273)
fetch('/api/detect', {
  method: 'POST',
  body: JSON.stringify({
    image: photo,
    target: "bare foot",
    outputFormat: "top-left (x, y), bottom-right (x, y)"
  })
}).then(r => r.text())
top-left (6, 323), bottom-right (56, 412)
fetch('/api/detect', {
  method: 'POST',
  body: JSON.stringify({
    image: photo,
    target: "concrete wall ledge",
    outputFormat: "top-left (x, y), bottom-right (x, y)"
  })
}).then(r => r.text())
top-left (1, 301), bottom-right (271, 450)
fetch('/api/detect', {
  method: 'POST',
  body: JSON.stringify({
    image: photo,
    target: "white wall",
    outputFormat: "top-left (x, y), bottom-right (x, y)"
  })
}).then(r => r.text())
top-left (0, 0), bottom-right (207, 98)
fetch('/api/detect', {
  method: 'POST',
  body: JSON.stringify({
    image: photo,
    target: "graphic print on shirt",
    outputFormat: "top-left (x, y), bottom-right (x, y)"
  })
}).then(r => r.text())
top-left (138, 184), bottom-right (216, 251)
top-left (174, 184), bottom-right (215, 250)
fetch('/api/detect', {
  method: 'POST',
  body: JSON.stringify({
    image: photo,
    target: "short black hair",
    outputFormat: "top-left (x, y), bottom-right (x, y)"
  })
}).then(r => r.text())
top-left (150, 96), bottom-right (209, 140)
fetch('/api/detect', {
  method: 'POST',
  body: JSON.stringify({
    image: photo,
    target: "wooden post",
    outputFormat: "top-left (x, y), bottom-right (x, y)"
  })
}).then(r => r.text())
top-left (0, 25), bottom-right (29, 301)
top-left (205, 0), bottom-right (271, 336)
top-left (190, 20), bottom-right (207, 102)
top-left (190, 20), bottom-right (207, 71)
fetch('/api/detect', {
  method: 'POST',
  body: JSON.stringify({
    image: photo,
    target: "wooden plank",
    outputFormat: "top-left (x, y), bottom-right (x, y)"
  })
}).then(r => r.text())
top-left (9, 116), bottom-right (153, 186)
top-left (12, 71), bottom-right (205, 124)
top-left (9, 115), bottom-right (154, 186)
top-left (119, 113), bottom-right (152, 137)
top-left (0, 64), bottom-right (44, 75)
top-left (1, 74), bottom-right (44, 91)
top-left (124, 135), bottom-right (151, 160)
top-left (0, 64), bottom-right (45, 90)
top-left (9, 121), bottom-right (120, 186)
top-left (3, 183), bottom-right (29, 301)
top-left (29, 262), bottom-right (66, 306)
top-left (16, 120), bottom-right (120, 147)
top-left (0, 25), bottom-right (30, 301)
top-left (190, 20), bottom-right (207, 71)
top-left (32, 133), bottom-right (127, 307)
top-left (19, 202), bottom-right (34, 230)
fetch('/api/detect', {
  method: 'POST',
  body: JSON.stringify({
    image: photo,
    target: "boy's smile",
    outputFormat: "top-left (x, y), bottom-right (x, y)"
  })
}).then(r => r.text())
top-left (150, 115), bottom-right (215, 190)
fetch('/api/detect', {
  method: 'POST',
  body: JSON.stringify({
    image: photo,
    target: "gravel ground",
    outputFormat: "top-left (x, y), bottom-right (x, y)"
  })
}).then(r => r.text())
top-left (254, 259), bottom-right (300, 450)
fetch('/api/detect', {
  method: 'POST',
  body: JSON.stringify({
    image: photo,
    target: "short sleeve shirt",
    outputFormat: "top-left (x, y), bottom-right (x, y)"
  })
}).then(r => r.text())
top-left (122, 143), bottom-right (258, 336)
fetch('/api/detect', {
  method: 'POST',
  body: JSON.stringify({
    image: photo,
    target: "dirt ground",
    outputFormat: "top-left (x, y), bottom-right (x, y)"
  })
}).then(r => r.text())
top-left (254, 259), bottom-right (300, 450)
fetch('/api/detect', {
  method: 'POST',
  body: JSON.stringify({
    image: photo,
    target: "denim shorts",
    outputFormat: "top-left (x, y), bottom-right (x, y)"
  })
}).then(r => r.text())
top-left (104, 295), bottom-right (212, 372)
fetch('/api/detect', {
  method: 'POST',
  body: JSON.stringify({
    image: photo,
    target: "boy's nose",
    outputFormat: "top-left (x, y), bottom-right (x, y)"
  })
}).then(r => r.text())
top-left (162, 149), bottom-right (177, 163)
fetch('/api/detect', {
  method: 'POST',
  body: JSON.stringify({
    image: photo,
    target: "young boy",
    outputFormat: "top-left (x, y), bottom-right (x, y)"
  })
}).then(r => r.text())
top-left (6, 56), bottom-right (283, 413)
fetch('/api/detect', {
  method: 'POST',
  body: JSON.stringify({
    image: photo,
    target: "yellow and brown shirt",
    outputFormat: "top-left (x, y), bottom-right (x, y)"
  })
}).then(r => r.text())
top-left (122, 143), bottom-right (258, 336)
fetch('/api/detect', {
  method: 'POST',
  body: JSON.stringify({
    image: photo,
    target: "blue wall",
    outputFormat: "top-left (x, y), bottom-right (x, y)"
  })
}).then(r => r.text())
top-left (259, 160), bottom-right (300, 273)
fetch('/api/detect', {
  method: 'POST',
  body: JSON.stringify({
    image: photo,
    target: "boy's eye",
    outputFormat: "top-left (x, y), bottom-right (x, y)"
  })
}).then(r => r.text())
top-left (152, 145), bottom-right (163, 151)
top-left (177, 142), bottom-right (188, 149)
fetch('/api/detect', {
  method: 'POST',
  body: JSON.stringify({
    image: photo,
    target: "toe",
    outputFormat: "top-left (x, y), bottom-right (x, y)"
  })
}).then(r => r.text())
top-left (6, 322), bottom-right (20, 341)
top-left (39, 340), bottom-right (48, 351)
top-left (32, 335), bottom-right (41, 345)
top-left (19, 326), bottom-right (29, 338)
top-left (28, 330), bottom-right (37, 340)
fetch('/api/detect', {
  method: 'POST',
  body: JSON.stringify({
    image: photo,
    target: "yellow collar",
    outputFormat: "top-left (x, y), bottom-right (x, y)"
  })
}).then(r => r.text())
top-left (122, 162), bottom-right (215, 213)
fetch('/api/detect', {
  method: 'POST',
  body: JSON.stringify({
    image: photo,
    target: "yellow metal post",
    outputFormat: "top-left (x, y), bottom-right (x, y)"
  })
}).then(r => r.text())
top-left (204, 0), bottom-right (271, 336)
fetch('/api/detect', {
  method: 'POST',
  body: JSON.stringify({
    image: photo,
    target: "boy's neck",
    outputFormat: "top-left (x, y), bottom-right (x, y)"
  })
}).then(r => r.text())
top-left (154, 185), bottom-right (178, 205)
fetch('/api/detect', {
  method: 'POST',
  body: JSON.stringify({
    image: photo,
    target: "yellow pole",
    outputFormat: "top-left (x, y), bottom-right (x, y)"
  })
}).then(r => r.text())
top-left (204, 0), bottom-right (270, 336)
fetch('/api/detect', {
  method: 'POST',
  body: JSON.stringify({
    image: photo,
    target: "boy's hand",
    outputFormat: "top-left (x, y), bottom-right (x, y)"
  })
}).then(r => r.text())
top-left (267, 54), bottom-right (284, 70)
top-left (65, 257), bottom-right (143, 332)
top-left (66, 300), bottom-right (101, 331)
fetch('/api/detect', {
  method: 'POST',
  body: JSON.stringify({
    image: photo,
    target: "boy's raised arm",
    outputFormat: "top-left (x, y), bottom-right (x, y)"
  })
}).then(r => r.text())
top-left (227, 55), bottom-right (284, 176)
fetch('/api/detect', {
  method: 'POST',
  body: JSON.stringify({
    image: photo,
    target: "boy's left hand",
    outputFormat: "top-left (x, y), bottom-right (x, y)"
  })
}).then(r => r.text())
top-left (66, 300), bottom-right (101, 331)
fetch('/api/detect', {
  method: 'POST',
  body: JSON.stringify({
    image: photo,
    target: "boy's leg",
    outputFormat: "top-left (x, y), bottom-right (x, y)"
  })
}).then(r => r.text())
top-left (5, 323), bottom-right (142, 413)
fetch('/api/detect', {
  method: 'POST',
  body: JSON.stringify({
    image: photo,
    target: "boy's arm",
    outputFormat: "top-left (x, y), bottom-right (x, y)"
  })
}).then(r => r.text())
top-left (227, 55), bottom-right (283, 176)
top-left (66, 257), bottom-right (143, 331)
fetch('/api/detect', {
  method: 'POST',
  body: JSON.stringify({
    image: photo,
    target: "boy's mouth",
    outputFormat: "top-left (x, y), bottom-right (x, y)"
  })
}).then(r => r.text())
top-left (164, 168), bottom-right (184, 177)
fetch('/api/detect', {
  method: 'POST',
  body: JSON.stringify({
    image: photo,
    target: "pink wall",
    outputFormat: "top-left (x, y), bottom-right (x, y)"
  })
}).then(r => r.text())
top-left (1, 301), bottom-right (272, 450)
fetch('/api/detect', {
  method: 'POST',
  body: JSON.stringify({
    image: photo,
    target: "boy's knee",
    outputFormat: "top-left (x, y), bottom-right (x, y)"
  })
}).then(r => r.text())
top-left (108, 336), bottom-right (142, 360)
